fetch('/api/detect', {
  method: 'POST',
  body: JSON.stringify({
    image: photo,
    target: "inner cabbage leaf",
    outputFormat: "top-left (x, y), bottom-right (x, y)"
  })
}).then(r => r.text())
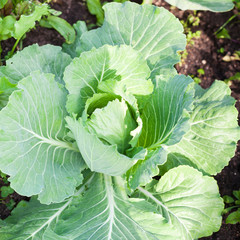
top-left (86, 98), bottom-right (137, 154)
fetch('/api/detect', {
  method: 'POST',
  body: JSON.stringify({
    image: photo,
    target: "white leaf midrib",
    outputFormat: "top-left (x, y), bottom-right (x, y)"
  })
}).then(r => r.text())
top-left (104, 175), bottom-right (115, 240)
top-left (137, 186), bottom-right (193, 240)
top-left (21, 126), bottom-right (79, 152)
top-left (25, 174), bottom-right (95, 240)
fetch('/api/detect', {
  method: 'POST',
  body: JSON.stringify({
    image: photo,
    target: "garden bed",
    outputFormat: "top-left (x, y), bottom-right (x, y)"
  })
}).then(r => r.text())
top-left (0, 0), bottom-right (240, 239)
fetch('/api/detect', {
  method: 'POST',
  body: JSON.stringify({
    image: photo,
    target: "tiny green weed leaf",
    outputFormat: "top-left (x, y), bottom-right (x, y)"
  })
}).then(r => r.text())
top-left (226, 209), bottom-right (240, 224)
top-left (0, 186), bottom-right (14, 198)
top-left (223, 195), bottom-right (235, 204)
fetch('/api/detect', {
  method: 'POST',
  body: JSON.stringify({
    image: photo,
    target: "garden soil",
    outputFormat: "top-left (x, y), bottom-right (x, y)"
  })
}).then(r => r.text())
top-left (0, 0), bottom-right (240, 239)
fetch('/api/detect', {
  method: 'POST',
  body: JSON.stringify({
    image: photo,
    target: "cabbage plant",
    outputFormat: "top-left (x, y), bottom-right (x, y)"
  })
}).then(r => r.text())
top-left (0, 2), bottom-right (239, 239)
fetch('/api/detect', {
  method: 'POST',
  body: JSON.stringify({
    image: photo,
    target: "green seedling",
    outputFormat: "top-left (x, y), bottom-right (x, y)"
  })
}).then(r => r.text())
top-left (0, 171), bottom-right (15, 211)
top-left (0, 171), bottom-right (8, 185)
top-left (0, 186), bottom-right (14, 198)
top-left (179, 12), bottom-right (201, 65)
top-left (197, 68), bottom-right (205, 76)
top-left (0, 0), bottom-right (75, 63)
top-left (223, 190), bottom-right (240, 224)
top-left (214, 0), bottom-right (240, 41)
top-left (224, 72), bottom-right (240, 86)
top-left (218, 47), bottom-right (225, 54)
top-left (190, 68), bottom-right (205, 84)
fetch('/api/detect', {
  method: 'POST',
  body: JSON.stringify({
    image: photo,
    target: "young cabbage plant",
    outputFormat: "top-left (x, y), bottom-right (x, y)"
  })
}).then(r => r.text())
top-left (0, 2), bottom-right (239, 239)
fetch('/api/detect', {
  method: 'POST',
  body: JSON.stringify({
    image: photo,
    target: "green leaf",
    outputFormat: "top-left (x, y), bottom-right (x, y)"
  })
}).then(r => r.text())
top-left (64, 44), bottom-right (151, 115)
top-left (6, 199), bottom-right (15, 211)
top-left (138, 75), bottom-right (193, 149)
top-left (78, 2), bottom-right (186, 77)
top-left (0, 16), bottom-right (16, 41)
top-left (84, 92), bottom-right (119, 115)
top-left (0, 71), bottom-right (86, 204)
top-left (62, 21), bottom-right (88, 58)
top-left (223, 195), bottom-right (235, 204)
top-left (0, 77), bottom-right (17, 110)
top-left (0, 186), bottom-right (14, 198)
top-left (0, 44), bottom-right (72, 85)
top-left (86, 0), bottom-right (104, 25)
top-left (13, 4), bottom-right (49, 39)
top-left (0, 174), bottom-right (180, 239)
top-left (165, 81), bottom-right (240, 175)
top-left (0, 0), bottom-right (8, 9)
top-left (98, 78), bottom-right (154, 97)
top-left (87, 99), bottom-right (137, 154)
top-left (233, 190), bottom-right (240, 200)
top-left (226, 209), bottom-right (240, 224)
top-left (66, 117), bottom-right (145, 176)
top-left (136, 166), bottom-right (224, 239)
top-left (216, 28), bottom-right (231, 39)
top-left (42, 15), bottom-right (76, 44)
top-left (164, 0), bottom-right (234, 12)
top-left (127, 147), bottom-right (167, 189)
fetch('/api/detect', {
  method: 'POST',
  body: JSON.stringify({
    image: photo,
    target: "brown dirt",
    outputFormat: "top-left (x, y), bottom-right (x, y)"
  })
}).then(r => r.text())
top-left (1, 0), bottom-right (240, 239)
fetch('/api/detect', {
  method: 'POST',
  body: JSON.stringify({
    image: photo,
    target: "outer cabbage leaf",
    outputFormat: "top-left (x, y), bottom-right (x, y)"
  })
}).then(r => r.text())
top-left (64, 44), bottom-right (152, 115)
top-left (164, 81), bottom-right (240, 175)
top-left (62, 21), bottom-right (88, 58)
top-left (126, 75), bottom-right (193, 189)
top-left (0, 174), bottom-right (179, 240)
top-left (164, 0), bottom-right (234, 12)
top-left (138, 75), bottom-right (193, 149)
top-left (78, 2), bottom-right (186, 77)
top-left (0, 44), bottom-right (72, 85)
top-left (0, 77), bottom-right (16, 110)
top-left (135, 166), bottom-right (224, 240)
top-left (0, 71), bottom-right (85, 204)
top-left (66, 117), bottom-right (146, 176)
top-left (126, 148), bottom-right (167, 189)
